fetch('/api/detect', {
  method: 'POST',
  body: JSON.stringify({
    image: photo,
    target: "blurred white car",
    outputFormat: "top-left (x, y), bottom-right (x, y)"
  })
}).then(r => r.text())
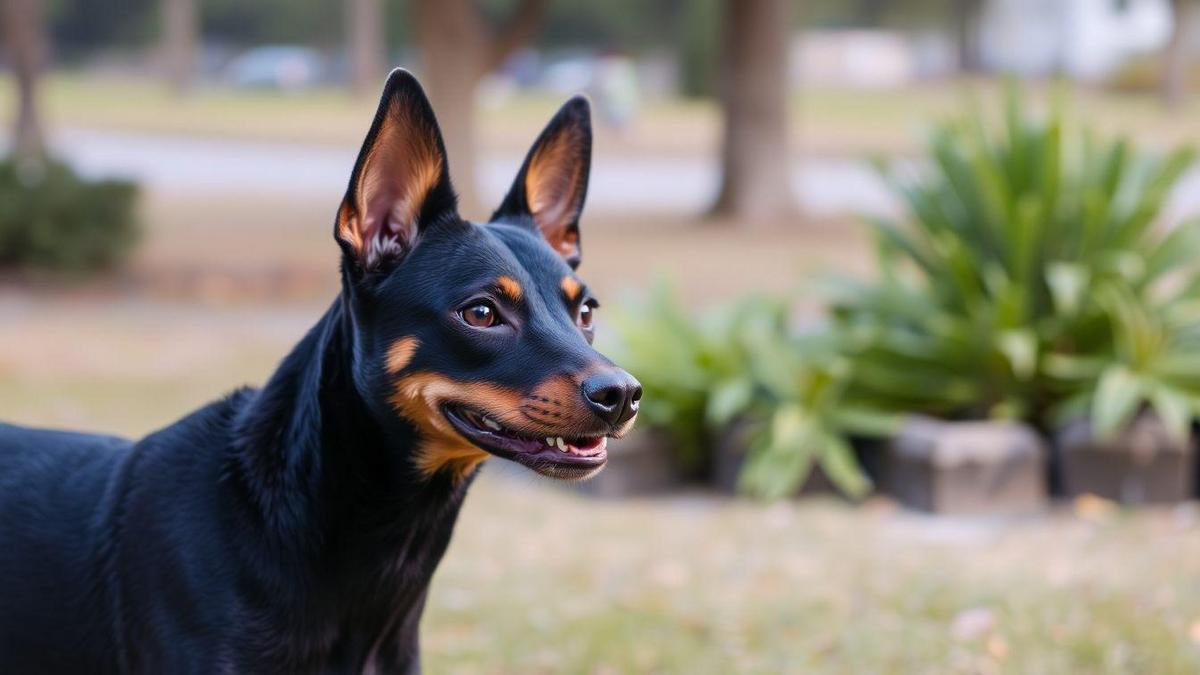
top-left (227, 46), bottom-right (325, 90)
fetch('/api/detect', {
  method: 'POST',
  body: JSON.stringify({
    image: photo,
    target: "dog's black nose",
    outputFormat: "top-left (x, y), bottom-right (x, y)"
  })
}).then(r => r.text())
top-left (582, 370), bottom-right (642, 427)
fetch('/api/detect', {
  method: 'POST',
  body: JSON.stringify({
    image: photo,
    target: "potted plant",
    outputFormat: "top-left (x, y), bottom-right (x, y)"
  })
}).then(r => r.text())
top-left (603, 286), bottom-right (888, 501)
top-left (584, 284), bottom-right (737, 496)
top-left (823, 87), bottom-right (1200, 510)
top-left (1047, 285), bottom-right (1200, 503)
top-left (711, 328), bottom-right (894, 501)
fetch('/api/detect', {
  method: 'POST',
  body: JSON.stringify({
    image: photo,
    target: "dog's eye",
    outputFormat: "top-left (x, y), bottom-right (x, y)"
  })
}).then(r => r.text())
top-left (578, 301), bottom-right (597, 330)
top-left (461, 302), bottom-right (499, 328)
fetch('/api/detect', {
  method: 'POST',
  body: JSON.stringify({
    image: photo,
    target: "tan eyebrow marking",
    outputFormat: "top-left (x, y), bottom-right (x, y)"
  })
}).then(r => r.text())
top-left (496, 275), bottom-right (523, 302)
top-left (561, 276), bottom-right (582, 302)
top-left (386, 337), bottom-right (420, 374)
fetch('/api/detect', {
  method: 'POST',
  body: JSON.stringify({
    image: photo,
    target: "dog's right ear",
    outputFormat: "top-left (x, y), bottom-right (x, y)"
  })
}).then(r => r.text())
top-left (492, 96), bottom-right (591, 269)
top-left (336, 69), bottom-right (456, 271)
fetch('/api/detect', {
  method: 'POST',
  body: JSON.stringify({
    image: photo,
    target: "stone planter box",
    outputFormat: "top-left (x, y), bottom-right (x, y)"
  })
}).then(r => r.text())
top-left (576, 429), bottom-right (682, 497)
top-left (711, 420), bottom-right (751, 495)
top-left (711, 419), bottom-right (844, 498)
top-left (882, 417), bottom-right (1047, 515)
top-left (1056, 413), bottom-right (1195, 505)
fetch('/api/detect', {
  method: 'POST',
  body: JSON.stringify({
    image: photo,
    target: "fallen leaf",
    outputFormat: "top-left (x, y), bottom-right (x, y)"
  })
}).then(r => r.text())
top-left (987, 635), bottom-right (1009, 662)
top-left (951, 607), bottom-right (996, 641)
top-left (650, 560), bottom-right (689, 588)
top-left (1073, 494), bottom-right (1117, 522)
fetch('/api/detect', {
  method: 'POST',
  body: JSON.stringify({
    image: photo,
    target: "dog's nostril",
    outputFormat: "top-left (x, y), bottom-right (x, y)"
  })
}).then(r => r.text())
top-left (588, 385), bottom-right (623, 409)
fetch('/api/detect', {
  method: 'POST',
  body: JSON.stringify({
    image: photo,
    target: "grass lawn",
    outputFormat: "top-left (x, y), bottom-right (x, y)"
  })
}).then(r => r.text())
top-left (2, 296), bottom-right (1199, 673)
top-left (9, 74), bottom-right (1200, 160)
top-left (435, 475), bottom-right (1200, 674)
top-left (3, 85), bottom-right (1200, 669)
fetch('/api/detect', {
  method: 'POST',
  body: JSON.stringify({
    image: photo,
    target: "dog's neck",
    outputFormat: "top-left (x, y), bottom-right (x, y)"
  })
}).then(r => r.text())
top-left (227, 295), bottom-right (472, 659)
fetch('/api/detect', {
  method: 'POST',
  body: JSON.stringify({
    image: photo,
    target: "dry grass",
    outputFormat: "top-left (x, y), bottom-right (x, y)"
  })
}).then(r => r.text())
top-left (2, 285), bottom-right (1198, 674)
top-left (2, 253), bottom-right (1200, 672)
top-left (3, 89), bottom-right (1200, 668)
top-left (433, 475), bottom-right (1200, 673)
top-left (3, 297), bottom-right (1199, 673)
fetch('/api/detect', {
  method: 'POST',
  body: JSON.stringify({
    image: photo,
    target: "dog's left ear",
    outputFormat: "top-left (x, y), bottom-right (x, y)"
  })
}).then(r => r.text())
top-left (336, 69), bottom-right (456, 271)
top-left (492, 96), bottom-right (592, 269)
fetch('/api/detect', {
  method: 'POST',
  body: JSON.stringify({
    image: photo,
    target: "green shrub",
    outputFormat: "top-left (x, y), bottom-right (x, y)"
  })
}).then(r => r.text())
top-left (606, 284), bottom-right (893, 499)
top-left (1047, 283), bottom-right (1200, 439)
top-left (0, 157), bottom-right (140, 273)
top-left (825, 88), bottom-right (1200, 438)
top-left (604, 285), bottom-right (778, 473)
top-left (729, 328), bottom-right (895, 500)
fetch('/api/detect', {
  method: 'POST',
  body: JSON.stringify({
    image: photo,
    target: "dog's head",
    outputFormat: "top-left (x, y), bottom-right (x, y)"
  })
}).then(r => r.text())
top-left (335, 70), bottom-right (639, 483)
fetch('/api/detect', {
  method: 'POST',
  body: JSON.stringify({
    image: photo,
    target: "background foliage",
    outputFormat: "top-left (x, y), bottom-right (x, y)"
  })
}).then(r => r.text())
top-left (0, 159), bottom-right (139, 272)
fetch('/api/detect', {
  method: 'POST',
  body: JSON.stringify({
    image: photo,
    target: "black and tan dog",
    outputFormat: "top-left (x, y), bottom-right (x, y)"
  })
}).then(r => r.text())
top-left (0, 70), bottom-right (640, 673)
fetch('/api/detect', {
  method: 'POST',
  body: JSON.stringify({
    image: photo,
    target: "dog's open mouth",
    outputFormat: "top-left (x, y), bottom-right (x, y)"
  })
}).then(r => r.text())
top-left (443, 404), bottom-right (607, 478)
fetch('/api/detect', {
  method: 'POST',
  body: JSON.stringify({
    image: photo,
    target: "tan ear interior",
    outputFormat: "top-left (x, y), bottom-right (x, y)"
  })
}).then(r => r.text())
top-left (525, 126), bottom-right (587, 259)
top-left (338, 96), bottom-right (444, 265)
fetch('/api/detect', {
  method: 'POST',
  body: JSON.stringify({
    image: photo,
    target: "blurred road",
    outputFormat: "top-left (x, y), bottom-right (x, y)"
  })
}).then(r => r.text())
top-left (50, 128), bottom-right (1200, 222)
top-left (53, 128), bottom-right (894, 219)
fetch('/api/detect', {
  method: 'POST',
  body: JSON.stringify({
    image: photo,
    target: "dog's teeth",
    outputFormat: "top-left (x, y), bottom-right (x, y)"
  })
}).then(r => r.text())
top-left (555, 437), bottom-right (567, 452)
top-left (546, 437), bottom-right (555, 446)
top-left (483, 417), bottom-right (501, 431)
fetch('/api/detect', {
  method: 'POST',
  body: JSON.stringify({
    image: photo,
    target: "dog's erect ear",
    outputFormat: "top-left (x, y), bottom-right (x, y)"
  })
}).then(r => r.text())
top-left (492, 96), bottom-right (591, 269)
top-left (336, 69), bottom-right (456, 270)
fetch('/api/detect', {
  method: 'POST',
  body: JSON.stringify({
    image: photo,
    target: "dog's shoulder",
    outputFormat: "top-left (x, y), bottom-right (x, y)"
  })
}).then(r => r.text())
top-left (0, 421), bottom-right (131, 493)
top-left (135, 386), bottom-right (256, 454)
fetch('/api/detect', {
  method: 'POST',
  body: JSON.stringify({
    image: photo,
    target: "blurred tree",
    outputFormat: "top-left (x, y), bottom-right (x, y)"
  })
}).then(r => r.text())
top-left (203, 0), bottom-right (343, 47)
top-left (161, 0), bottom-right (198, 94)
top-left (534, 0), bottom-right (676, 50)
top-left (953, 0), bottom-right (985, 72)
top-left (856, 0), bottom-right (886, 24)
top-left (709, 0), bottom-right (794, 222)
top-left (805, 0), bottom-right (980, 73)
top-left (347, 0), bottom-right (386, 96)
top-left (413, 0), bottom-right (548, 216)
top-left (1163, 0), bottom-right (1198, 109)
top-left (2, 0), bottom-right (47, 168)
top-left (678, 0), bottom-right (719, 98)
top-left (51, 0), bottom-right (157, 58)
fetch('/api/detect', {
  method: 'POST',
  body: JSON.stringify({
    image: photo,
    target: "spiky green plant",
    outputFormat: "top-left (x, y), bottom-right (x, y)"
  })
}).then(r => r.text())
top-left (606, 284), bottom-right (893, 499)
top-left (826, 87), bottom-right (1200, 438)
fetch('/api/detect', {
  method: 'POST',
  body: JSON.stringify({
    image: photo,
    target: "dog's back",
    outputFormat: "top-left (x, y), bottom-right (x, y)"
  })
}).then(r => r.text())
top-left (0, 423), bottom-right (131, 670)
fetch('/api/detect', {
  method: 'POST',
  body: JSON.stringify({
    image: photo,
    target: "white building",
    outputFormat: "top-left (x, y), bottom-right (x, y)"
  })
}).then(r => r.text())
top-left (979, 0), bottom-right (1173, 80)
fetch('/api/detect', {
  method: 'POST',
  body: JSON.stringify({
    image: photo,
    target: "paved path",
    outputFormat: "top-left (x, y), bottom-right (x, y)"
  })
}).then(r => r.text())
top-left (49, 128), bottom-right (1200, 221)
top-left (52, 128), bottom-right (893, 218)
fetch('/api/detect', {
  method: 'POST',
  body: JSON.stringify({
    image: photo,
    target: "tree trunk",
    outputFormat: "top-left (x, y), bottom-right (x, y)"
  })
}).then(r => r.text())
top-left (415, 0), bottom-right (487, 217)
top-left (347, 0), bottom-right (385, 97)
top-left (709, 0), bottom-right (794, 223)
top-left (955, 0), bottom-right (985, 74)
top-left (162, 0), bottom-right (198, 95)
top-left (1163, 0), bottom-right (1197, 110)
top-left (413, 0), bottom-right (546, 218)
top-left (2, 0), bottom-right (47, 168)
top-left (856, 0), bottom-right (886, 25)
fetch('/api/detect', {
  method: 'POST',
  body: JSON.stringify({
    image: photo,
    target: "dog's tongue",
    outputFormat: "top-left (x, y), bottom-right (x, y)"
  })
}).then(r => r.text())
top-left (565, 436), bottom-right (606, 457)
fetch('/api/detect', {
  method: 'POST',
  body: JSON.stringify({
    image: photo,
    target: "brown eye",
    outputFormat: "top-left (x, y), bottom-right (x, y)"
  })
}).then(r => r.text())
top-left (578, 303), bottom-right (595, 329)
top-left (461, 302), bottom-right (498, 328)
